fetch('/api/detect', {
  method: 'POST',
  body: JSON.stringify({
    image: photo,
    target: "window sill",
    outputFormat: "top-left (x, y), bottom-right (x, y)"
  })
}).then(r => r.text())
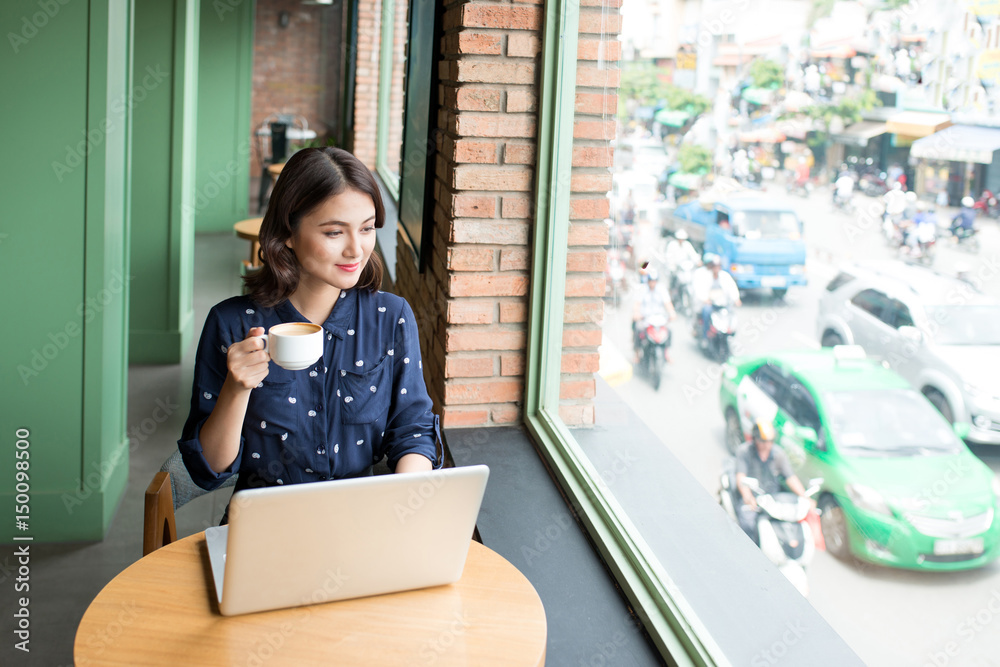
top-left (447, 377), bottom-right (865, 665)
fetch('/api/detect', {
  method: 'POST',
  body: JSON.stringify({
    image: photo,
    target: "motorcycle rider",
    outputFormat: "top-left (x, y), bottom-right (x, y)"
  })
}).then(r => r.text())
top-left (632, 269), bottom-right (676, 363)
top-left (882, 182), bottom-right (907, 239)
top-left (833, 165), bottom-right (854, 208)
top-left (734, 420), bottom-right (814, 543)
top-left (692, 254), bottom-right (741, 342)
top-left (665, 229), bottom-right (701, 296)
top-left (909, 200), bottom-right (937, 255)
top-left (951, 196), bottom-right (977, 238)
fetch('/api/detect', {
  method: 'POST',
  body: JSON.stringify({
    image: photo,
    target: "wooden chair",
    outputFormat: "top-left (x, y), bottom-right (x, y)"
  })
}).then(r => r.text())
top-left (143, 450), bottom-right (237, 556)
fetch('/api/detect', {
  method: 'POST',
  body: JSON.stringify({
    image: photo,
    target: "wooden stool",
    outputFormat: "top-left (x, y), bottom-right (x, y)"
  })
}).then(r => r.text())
top-left (233, 217), bottom-right (264, 271)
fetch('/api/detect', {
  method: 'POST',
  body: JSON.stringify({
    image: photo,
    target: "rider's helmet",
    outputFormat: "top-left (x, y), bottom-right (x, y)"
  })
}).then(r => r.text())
top-left (646, 268), bottom-right (659, 283)
top-left (752, 419), bottom-right (776, 443)
top-left (703, 253), bottom-right (721, 267)
top-left (892, 182), bottom-right (902, 191)
top-left (962, 196), bottom-right (975, 208)
top-left (675, 229), bottom-right (689, 241)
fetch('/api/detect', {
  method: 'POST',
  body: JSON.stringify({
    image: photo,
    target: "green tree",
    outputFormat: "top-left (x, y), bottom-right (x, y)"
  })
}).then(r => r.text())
top-left (748, 59), bottom-right (784, 89)
top-left (677, 144), bottom-right (712, 175)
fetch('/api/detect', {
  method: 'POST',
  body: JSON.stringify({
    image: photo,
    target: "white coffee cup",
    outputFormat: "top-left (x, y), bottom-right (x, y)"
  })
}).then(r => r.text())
top-left (260, 322), bottom-right (324, 371)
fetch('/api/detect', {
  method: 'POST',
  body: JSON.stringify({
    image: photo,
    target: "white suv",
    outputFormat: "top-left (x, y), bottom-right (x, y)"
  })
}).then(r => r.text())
top-left (817, 261), bottom-right (1000, 445)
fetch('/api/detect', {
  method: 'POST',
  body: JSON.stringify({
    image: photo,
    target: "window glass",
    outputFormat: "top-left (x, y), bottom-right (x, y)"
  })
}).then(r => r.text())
top-left (888, 298), bottom-right (914, 329)
top-left (825, 272), bottom-right (855, 292)
top-left (850, 289), bottom-right (887, 319)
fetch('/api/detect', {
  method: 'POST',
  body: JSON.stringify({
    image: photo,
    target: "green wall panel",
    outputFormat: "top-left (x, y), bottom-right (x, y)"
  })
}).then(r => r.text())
top-left (129, 0), bottom-right (199, 363)
top-left (0, 0), bottom-right (131, 542)
top-left (194, 0), bottom-right (254, 233)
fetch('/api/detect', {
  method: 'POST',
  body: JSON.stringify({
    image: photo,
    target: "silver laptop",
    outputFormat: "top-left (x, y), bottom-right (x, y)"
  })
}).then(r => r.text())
top-left (204, 464), bottom-right (489, 616)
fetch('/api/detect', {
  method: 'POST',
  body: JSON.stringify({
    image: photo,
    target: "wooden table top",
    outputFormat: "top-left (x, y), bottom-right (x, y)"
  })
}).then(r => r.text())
top-left (75, 533), bottom-right (547, 666)
top-left (267, 162), bottom-right (285, 178)
top-left (233, 217), bottom-right (263, 242)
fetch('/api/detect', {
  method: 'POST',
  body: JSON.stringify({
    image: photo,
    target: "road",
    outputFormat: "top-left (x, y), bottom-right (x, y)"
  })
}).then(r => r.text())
top-left (600, 185), bottom-right (1000, 667)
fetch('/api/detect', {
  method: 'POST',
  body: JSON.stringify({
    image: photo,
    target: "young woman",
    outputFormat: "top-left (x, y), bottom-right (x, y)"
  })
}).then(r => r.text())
top-left (178, 147), bottom-right (439, 500)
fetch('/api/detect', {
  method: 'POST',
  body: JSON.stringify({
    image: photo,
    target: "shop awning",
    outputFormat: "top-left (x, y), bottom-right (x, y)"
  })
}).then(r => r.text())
top-left (668, 172), bottom-right (703, 190)
top-left (738, 127), bottom-right (787, 144)
top-left (830, 121), bottom-right (888, 147)
top-left (741, 87), bottom-right (775, 106)
top-left (885, 111), bottom-right (951, 138)
top-left (654, 108), bottom-right (691, 128)
top-left (910, 125), bottom-right (1000, 164)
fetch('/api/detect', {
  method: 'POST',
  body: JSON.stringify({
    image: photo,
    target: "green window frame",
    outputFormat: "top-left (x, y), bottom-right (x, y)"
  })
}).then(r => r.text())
top-left (523, 1), bottom-right (724, 664)
top-left (375, 0), bottom-right (403, 202)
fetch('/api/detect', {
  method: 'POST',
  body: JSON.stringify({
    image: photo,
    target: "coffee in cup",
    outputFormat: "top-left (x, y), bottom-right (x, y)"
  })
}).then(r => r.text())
top-left (260, 322), bottom-right (324, 370)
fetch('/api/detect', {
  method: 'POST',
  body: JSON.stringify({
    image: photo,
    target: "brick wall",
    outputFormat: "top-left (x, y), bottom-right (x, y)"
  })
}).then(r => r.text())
top-left (251, 0), bottom-right (339, 176)
top-left (386, 0), bottom-right (621, 429)
top-left (352, 0), bottom-right (382, 167)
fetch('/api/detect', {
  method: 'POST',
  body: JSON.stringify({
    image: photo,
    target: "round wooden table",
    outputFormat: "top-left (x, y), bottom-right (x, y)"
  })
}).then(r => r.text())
top-left (75, 533), bottom-right (547, 666)
top-left (233, 217), bottom-right (264, 269)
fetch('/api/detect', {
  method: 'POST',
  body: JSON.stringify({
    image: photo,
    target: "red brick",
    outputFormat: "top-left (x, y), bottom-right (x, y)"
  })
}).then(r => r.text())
top-left (568, 222), bottom-right (609, 246)
top-left (445, 355), bottom-right (495, 378)
top-left (500, 247), bottom-right (530, 271)
top-left (579, 10), bottom-right (622, 34)
top-left (506, 89), bottom-right (537, 113)
top-left (454, 139), bottom-right (499, 164)
top-left (576, 65), bottom-right (620, 88)
top-left (570, 172), bottom-right (613, 192)
top-left (454, 114), bottom-right (536, 138)
top-left (448, 247), bottom-right (496, 271)
top-left (491, 404), bottom-right (521, 424)
top-left (570, 197), bottom-right (611, 220)
top-left (504, 143), bottom-right (536, 165)
top-left (446, 378), bottom-right (523, 405)
top-left (501, 352), bottom-right (525, 376)
top-left (453, 87), bottom-right (502, 112)
top-left (455, 61), bottom-right (536, 85)
top-left (561, 352), bottom-right (600, 373)
top-left (507, 33), bottom-right (541, 58)
top-left (458, 32), bottom-right (503, 55)
top-left (502, 196), bottom-right (531, 219)
top-left (559, 403), bottom-right (596, 426)
top-left (577, 39), bottom-right (622, 61)
top-left (560, 379), bottom-right (596, 400)
top-left (452, 220), bottom-right (530, 244)
top-left (442, 407), bottom-right (490, 428)
top-left (575, 92), bottom-right (618, 115)
top-left (452, 194), bottom-right (497, 218)
top-left (564, 299), bottom-right (603, 323)
top-left (460, 5), bottom-right (542, 30)
top-left (449, 274), bottom-right (529, 297)
top-left (567, 249), bottom-right (606, 273)
top-left (562, 327), bottom-right (603, 347)
top-left (572, 145), bottom-right (613, 168)
top-left (453, 166), bottom-right (533, 191)
top-left (500, 301), bottom-right (528, 323)
top-left (574, 119), bottom-right (616, 140)
top-left (447, 330), bottom-right (527, 352)
top-left (565, 275), bottom-right (605, 297)
top-left (447, 300), bottom-right (495, 324)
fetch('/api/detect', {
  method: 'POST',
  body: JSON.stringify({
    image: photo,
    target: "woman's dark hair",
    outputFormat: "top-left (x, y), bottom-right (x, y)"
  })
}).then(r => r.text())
top-left (244, 147), bottom-right (385, 307)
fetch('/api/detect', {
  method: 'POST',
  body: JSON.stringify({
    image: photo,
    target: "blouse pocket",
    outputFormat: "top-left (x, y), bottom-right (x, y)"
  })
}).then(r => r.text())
top-left (337, 355), bottom-right (393, 424)
top-left (246, 373), bottom-right (298, 433)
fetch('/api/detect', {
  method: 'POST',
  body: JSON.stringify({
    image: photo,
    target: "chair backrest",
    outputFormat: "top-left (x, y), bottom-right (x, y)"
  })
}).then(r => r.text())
top-left (142, 450), bottom-right (237, 556)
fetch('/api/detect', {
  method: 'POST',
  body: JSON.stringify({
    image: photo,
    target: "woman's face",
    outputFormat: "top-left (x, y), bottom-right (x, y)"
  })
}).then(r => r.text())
top-left (285, 188), bottom-right (377, 293)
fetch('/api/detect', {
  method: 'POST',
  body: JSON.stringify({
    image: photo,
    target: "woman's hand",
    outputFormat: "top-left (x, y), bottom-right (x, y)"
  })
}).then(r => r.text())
top-left (226, 326), bottom-right (270, 391)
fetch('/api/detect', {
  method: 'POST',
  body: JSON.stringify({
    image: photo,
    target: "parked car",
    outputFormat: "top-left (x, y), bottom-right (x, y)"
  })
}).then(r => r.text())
top-left (816, 261), bottom-right (1000, 446)
top-left (719, 346), bottom-right (1000, 571)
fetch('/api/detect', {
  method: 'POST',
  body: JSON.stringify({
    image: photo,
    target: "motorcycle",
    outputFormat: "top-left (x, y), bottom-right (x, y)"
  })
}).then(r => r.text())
top-left (951, 225), bottom-right (981, 253)
top-left (635, 313), bottom-right (670, 390)
top-left (973, 190), bottom-right (1000, 219)
top-left (669, 260), bottom-right (696, 317)
top-left (858, 170), bottom-right (890, 197)
top-left (696, 292), bottom-right (737, 362)
top-left (832, 190), bottom-right (855, 215)
top-left (786, 179), bottom-right (814, 198)
top-left (898, 234), bottom-right (936, 266)
top-left (605, 251), bottom-right (627, 303)
top-left (719, 466), bottom-right (823, 597)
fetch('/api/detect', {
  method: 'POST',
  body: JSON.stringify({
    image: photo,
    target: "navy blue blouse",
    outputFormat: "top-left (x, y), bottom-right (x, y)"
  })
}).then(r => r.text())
top-left (178, 289), bottom-right (440, 492)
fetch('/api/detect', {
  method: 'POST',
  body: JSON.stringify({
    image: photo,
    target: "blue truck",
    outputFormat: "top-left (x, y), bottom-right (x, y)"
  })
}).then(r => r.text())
top-left (663, 192), bottom-right (807, 298)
